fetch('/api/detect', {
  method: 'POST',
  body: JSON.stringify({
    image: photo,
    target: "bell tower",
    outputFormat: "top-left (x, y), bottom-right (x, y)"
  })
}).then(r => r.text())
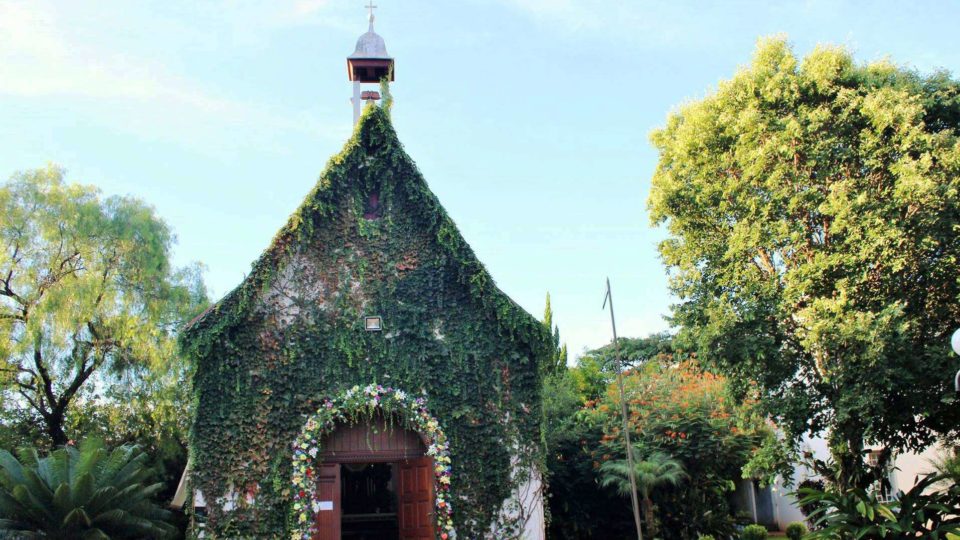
top-left (348, 2), bottom-right (395, 124)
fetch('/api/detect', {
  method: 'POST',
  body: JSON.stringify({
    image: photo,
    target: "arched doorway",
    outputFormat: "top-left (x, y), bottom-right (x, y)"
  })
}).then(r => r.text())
top-left (313, 416), bottom-right (434, 540)
top-left (291, 385), bottom-right (454, 540)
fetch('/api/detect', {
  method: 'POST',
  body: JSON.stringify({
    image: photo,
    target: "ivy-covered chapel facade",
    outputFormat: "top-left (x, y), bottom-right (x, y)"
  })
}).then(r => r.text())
top-left (179, 106), bottom-right (549, 539)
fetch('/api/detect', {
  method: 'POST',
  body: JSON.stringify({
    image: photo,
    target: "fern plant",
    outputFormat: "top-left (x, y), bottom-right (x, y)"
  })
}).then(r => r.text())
top-left (0, 439), bottom-right (176, 539)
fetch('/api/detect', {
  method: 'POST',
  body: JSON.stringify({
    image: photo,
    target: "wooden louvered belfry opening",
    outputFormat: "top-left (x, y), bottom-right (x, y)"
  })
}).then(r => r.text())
top-left (312, 416), bottom-right (435, 540)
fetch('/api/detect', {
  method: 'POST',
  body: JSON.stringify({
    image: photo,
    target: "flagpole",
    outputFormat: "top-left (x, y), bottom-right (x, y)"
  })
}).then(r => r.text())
top-left (604, 277), bottom-right (644, 540)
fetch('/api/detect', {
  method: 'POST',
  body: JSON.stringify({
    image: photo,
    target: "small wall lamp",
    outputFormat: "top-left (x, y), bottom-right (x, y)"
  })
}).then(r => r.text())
top-left (364, 316), bottom-right (383, 332)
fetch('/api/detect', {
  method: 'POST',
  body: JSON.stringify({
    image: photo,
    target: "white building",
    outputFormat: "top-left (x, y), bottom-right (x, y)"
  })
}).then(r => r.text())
top-left (737, 434), bottom-right (950, 531)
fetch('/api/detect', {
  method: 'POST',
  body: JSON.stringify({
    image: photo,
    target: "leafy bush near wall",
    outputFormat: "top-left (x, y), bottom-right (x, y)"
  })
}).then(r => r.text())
top-left (741, 524), bottom-right (768, 540)
top-left (799, 473), bottom-right (960, 539)
top-left (180, 105), bottom-right (550, 537)
top-left (795, 478), bottom-right (826, 529)
top-left (785, 521), bottom-right (807, 540)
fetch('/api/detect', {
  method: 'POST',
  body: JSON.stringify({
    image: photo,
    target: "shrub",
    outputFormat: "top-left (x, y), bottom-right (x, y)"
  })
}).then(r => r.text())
top-left (0, 439), bottom-right (176, 539)
top-left (697, 535), bottom-right (716, 540)
top-left (785, 521), bottom-right (807, 540)
top-left (795, 478), bottom-right (825, 529)
top-left (798, 473), bottom-right (960, 539)
top-left (741, 524), bottom-right (768, 540)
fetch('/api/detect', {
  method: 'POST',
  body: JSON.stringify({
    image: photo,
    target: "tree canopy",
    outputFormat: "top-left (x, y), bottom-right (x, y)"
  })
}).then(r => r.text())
top-left (0, 166), bottom-right (206, 447)
top-left (648, 37), bottom-right (960, 487)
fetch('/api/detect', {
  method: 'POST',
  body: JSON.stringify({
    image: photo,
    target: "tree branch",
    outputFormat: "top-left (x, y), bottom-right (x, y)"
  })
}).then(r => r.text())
top-left (16, 387), bottom-right (49, 420)
top-left (37, 250), bottom-right (83, 300)
top-left (0, 365), bottom-right (37, 379)
top-left (32, 339), bottom-right (58, 413)
top-left (755, 248), bottom-right (776, 277)
top-left (57, 352), bottom-right (99, 413)
top-left (0, 269), bottom-right (27, 308)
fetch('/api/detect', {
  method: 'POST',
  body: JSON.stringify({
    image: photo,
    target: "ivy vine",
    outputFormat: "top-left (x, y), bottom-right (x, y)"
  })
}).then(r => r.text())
top-left (180, 105), bottom-right (550, 538)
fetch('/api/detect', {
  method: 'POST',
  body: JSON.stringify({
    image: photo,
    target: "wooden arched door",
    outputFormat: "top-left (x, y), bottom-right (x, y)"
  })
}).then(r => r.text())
top-left (311, 417), bottom-right (435, 540)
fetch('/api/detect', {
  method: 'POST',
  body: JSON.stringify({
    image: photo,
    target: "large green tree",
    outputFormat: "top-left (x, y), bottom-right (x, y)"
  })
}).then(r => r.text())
top-left (585, 332), bottom-right (675, 371)
top-left (648, 37), bottom-right (960, 488)
top-left (0, 166), bottom-right (206, 447)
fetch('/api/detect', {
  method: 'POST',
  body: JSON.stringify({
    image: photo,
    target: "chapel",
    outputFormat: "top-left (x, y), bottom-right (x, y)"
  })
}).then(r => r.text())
top-left (175, 7), bottom-right (549, 540)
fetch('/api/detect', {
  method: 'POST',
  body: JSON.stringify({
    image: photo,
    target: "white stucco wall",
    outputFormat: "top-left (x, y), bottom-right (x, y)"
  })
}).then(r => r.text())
top-left (769, 434), bottom-right (950, 530)
top-left (769, 478), bottom-right (807, 529)
top-left (885, 444), bottom-right (942, 493)
top-left (489, 462), bottom-right (546, 540)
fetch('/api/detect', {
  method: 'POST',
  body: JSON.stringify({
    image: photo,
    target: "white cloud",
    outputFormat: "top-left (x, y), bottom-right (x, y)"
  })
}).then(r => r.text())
top-left (264, 0), bottom-right (356, 31)
top-left (0, 2), bottom-right (175, 101)
top-left (486, 0), bottom-right (718, 50)
top-left (493, 0), bottom-right (602, 31)
top-left (0, 1), bottom-right (348, 147)
top-left (293, 0), bottom-right (331, 16)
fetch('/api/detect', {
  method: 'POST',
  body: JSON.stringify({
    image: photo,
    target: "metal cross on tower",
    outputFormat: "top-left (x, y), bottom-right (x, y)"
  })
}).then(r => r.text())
top-left (366, 1), bottom-right (377, 20)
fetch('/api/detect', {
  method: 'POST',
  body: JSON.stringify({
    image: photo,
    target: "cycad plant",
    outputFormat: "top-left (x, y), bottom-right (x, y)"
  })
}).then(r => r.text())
top-left (600, 450), bottom-right (687, 537)
top-left (0, 439), bottom-right (176, 539)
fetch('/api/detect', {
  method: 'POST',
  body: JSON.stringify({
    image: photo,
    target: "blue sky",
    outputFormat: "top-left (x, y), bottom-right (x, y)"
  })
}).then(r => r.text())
top-left (1, 0), bottom-right (958, 358)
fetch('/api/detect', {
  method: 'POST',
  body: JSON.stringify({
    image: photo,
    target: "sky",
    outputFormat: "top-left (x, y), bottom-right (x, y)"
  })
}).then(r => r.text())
top-left (1, 0), bottom-right (958, 359)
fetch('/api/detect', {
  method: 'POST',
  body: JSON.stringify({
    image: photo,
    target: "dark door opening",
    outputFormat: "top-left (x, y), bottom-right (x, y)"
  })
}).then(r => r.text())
top-left (312, 419), bottom-right (434, 540)
top-left (341, 463), bottom-right (398, 540)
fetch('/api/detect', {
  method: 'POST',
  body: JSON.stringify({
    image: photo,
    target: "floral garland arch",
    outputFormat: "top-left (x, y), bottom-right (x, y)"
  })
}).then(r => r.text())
top-left (290, 384), bottom-right (455, 540)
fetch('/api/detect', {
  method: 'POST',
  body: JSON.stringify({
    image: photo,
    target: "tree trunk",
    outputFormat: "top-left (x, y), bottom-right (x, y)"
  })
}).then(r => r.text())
top-left (642, 496), bottom-right (656, 538)
top-left (828, 421), bottom-right (867, 491)
top-left (45, 407), bottom-right (69, 447)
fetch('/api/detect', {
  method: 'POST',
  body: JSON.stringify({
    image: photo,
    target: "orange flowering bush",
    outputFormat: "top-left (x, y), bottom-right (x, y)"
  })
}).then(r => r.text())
top-left (587, 360), bottom-right (773, 538)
